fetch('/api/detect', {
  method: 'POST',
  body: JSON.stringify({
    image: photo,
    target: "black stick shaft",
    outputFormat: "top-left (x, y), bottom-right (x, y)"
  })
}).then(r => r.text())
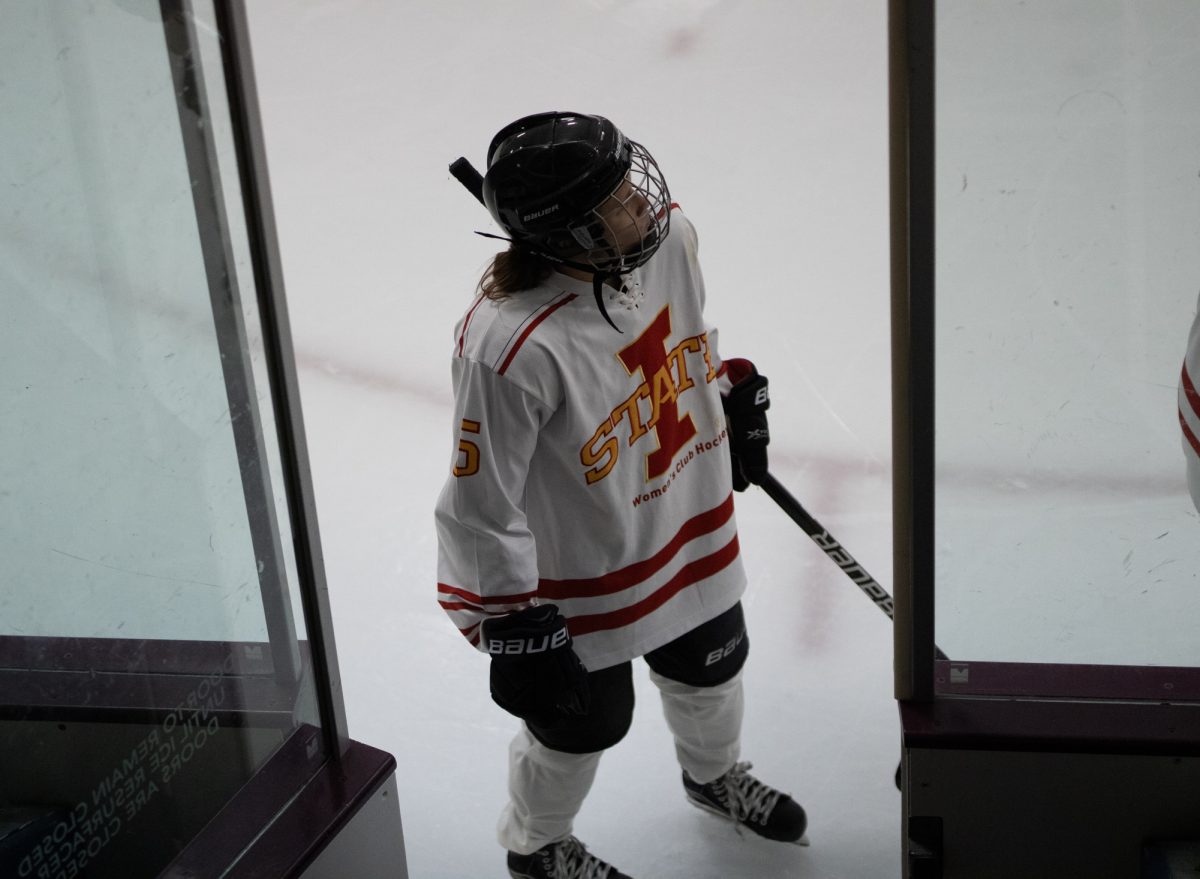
top-left (757, 472), bottom-right (948, 660)
top-left (759, 473), bottom-right (895, 617)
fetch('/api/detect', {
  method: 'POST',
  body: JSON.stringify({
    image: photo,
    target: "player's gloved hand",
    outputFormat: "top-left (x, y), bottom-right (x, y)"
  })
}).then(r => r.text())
top-left (481, 604), bottom-right (589, 724)
top-left (722, 359), bottom-right (770, 491)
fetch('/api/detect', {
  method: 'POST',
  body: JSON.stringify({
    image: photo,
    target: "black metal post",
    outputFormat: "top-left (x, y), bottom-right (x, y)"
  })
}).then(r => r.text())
top-left (212, 0), bottom-right (352, 757)
top-left (890, 0), bottom-right (937, 702)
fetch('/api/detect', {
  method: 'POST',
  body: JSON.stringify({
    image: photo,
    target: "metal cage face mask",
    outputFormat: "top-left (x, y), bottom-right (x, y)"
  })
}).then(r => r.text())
top-left (565, 140), bottom-right (671, 275)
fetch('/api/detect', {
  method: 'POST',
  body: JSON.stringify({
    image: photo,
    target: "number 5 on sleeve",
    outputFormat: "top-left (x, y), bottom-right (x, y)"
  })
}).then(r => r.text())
top-left (454, 419), bottom-right (481, 477)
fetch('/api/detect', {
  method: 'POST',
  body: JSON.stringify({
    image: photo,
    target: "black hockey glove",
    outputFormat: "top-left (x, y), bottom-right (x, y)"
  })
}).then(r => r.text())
top-left (722, 359), bottom-right (770, 491)
top-left (481, 604), bottom-right (589, 724)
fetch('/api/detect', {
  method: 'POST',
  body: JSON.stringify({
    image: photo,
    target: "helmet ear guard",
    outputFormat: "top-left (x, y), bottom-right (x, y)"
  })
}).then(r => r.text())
top-left (569, 225), bottom-right (597, 250)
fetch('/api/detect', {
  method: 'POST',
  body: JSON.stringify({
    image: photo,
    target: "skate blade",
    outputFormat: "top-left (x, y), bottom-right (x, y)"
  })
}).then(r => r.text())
top-left (686, 795), bottom-right (811, 847)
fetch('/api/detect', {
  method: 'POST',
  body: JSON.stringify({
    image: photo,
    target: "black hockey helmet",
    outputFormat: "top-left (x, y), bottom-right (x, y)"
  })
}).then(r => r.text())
top-left (481, 112), bottom-right (671, 276)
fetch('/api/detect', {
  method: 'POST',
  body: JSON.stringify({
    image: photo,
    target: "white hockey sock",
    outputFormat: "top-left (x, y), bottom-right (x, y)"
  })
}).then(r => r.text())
top-left (498, 725), bottom-right (604, 855)
top-left (649, 668), bottom-right (744, 785)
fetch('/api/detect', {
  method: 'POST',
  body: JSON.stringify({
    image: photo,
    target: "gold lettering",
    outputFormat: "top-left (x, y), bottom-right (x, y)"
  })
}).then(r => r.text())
top-left (650, 364), bottom-right (678, 429)
top-left (581, 419), bottom-right (619, 484)
top-left (582, 323), bottom-right (717, 486)
top-left (611, 385), bottom-right (652, 445)
top-left (669, 337), bottom-right (701, 392)
top-left (700, 332), bottom-right (718, 383)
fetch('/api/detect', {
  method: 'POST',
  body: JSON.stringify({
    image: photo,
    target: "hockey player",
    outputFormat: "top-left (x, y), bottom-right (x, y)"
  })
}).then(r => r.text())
top-left (436, 112), bottom-right (807, 879)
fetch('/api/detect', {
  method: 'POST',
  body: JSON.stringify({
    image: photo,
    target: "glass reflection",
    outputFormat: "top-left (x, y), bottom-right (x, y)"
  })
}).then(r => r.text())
top-left (0, 1), bottom-right (321, 874)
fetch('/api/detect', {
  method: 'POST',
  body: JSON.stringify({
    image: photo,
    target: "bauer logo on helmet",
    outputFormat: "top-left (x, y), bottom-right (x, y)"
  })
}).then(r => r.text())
top-left (523, 203), bottom-right (560, 223)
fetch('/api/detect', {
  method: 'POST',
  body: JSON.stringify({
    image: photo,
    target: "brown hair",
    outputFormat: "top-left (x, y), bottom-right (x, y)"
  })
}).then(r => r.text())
top-left (479, 244), bottom-right (555, 300)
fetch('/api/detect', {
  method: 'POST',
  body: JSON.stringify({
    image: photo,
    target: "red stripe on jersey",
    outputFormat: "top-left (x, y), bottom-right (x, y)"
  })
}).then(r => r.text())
top-left (498, 293), bottom-right (578, 376)
top-left (657, 201), bottom-right (682, 220)
top-left (566, 535), bottom-right (741, 637)
top-left (438, 600), bottom-right (508, 615)
top-left (538, 494), bottom-right (736, 600)
top-left (437, 583), bottom-right (539, 608)
top-left (458, 294), bottom-right (487, 358)
top-left (1183, 361), bottom-right (1200, 420)
top-left (1181, 407), bottom-right (1200, 458)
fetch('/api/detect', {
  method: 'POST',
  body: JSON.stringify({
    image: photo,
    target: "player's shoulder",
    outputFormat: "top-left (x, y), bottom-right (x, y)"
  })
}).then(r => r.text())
top-left (658, 202), bottom-right (698, 259)
top-left (453, 283), bottom-right (580, 386)
top-left (637, 203), bottom-right (699, 291)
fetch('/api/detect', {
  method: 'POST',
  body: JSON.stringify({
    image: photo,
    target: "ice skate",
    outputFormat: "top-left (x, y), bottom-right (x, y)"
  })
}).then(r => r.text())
top-left (507, 835), bottom-right (634, 879)
top-left (683, 761), bottom-right (809, 845)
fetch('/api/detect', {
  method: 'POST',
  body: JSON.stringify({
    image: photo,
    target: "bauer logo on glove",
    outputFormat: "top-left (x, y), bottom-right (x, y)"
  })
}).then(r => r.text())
top-left (481, 604), bottom-right (590, 721)
top-left (485, 624), bottom-right (571, 656)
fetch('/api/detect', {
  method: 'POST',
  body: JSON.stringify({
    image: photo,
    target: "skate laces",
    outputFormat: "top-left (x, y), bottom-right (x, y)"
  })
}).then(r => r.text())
top-left (711, 762), bottom-right (783, 833)
top-left (553, 836), bottom-right (614, 879)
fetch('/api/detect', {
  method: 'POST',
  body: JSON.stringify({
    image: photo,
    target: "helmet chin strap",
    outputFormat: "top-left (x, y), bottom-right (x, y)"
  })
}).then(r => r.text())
top-left (474, 231), bottom-right (626, 333)
top-left (590, 273), bottom-right (623, 333)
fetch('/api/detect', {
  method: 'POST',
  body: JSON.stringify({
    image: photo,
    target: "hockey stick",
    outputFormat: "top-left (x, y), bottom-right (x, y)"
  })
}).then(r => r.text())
top-left (757, 472), bottom-right (948, 661)
top-left (758, 472), bottom-right (895, 617)
top-left (450, 157), bottom-right (485, 204)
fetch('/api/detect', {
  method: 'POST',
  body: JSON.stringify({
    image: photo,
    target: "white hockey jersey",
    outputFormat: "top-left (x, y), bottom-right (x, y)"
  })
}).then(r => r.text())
top-left (1180, 293), bottom-right (1200, 511)
top-left (435, 208), bottom-right (747, 671)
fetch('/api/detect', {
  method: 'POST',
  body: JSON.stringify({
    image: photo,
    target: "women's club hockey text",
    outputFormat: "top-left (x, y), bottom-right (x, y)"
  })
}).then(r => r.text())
top-left (631, 427), bottom-right (727, 508)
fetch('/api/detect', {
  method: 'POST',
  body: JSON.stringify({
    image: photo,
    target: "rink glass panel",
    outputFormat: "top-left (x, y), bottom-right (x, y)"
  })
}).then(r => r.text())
top-left (0, 2), bottom-right (325, 875)
top-left (933, 1), bottom-right (1200, 668)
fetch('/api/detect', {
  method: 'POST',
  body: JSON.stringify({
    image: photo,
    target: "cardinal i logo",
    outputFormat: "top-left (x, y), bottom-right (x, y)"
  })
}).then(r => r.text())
top-left (579, 305), bottom-right (718, 484)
